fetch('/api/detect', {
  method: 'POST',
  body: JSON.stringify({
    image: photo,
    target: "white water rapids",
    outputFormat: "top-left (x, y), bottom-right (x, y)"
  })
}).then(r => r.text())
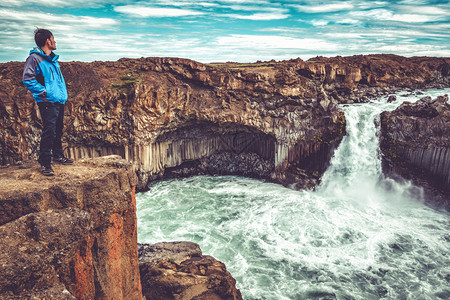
top-left (136, 88), bottom-right (450, 300)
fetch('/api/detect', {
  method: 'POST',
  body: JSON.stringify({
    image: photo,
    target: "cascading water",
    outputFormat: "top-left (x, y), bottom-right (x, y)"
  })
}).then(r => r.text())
top-left (136, 88), bottom-right (450, 300)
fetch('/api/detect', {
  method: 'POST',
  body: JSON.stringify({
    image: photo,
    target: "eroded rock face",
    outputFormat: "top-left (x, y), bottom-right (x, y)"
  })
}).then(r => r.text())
top-left (1, 55), bottom-right (449, 190)
top-left (0, 156), bottom-right (142, 299)
top-left (380, 95), bottom-right (450, 210)
top-left (139, 242), bottom-right (242, 300)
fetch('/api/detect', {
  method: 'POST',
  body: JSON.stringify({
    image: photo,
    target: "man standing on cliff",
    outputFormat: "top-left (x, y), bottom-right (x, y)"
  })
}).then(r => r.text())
top-left (23, 28), bottom-right (73, 176)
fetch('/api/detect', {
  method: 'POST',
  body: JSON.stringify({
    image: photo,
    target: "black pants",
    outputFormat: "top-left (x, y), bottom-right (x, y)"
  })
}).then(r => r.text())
top-left (37, 102), bottom-right (65, 166)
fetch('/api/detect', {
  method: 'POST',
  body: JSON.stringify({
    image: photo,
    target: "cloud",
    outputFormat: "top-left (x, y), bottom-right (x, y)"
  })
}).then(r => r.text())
top-left (322, 28), bottom-right (446, 41)
top-left (366, 43), bottom-right (450, 56)
top-left (1, 0), bottom-right (449, 63)
top-left (134, 0), bottom-right (220, 8)
top-left (311, 20), bottom-right (329, 26)
top-left (216, 0), bottom-right (271, 3)
top-left (351, 8), bottom-right (445, 23)
top-left (114, 5), bottom-right (205, 17)
top-left (0, 8), bottom-right (118, 27)
top-left (221, 12), bottom-right (289, 20)
top-left (0, 7), bottom-right (119, 61)
top-left (0, 0), bottom-right (114, 8)
top-left (218, 4), bottom-right (289, 20)
top-left (292, 2), bottom-right (354, 13)
top-left (336, 18), bottom-right (359, 24)
top-left (63, 32), bottom-right (205, 59)
top-left (398, 5), bottom-right (449, 15)
top-left (215, 34), bottom-right (339, 51)
top-left (225, 4), bottom-right (284, 12)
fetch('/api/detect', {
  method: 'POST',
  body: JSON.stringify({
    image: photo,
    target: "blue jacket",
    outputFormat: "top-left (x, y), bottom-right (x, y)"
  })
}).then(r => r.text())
top-left (23, 47), bottom-right (68, 104)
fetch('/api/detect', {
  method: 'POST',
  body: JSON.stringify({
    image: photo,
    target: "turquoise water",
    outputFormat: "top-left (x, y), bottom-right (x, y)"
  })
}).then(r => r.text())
top-left (136, 89), bottom-right (450, 299)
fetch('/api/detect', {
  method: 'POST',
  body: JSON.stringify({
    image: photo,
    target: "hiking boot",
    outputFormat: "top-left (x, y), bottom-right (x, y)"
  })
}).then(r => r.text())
top-left (53, 156), bottom-right (73, 164)
top-left (41, 164), bottom-right (55, 176)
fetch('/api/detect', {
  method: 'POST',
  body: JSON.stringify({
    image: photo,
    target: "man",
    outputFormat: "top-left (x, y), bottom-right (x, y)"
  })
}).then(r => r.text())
top-left (23, 28), bottom-right (73, 176)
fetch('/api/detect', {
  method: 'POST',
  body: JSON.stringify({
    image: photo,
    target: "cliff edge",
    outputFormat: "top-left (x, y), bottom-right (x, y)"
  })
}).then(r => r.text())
top-left (0, 156), bottom-right (142, 299)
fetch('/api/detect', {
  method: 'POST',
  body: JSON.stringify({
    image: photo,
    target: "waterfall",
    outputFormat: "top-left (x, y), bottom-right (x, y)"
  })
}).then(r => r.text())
top-left (136, 88), bottom-right (450, 300)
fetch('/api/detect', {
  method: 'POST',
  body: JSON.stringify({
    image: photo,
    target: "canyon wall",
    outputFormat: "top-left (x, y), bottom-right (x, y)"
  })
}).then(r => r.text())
top-left (0, 156), bottom-right (142, 299)
top-left (380, 95), bottom-right (450, 210)
top-left (1, 55), bottom-right (449, 190)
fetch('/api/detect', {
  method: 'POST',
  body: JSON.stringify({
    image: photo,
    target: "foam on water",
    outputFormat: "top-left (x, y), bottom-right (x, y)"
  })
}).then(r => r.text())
top-left (136, 88), bottom-right (450, 300)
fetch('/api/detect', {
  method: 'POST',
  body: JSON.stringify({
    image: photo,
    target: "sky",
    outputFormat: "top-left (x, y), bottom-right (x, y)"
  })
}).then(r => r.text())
top-left (1, 0), bottom-right (449, 63)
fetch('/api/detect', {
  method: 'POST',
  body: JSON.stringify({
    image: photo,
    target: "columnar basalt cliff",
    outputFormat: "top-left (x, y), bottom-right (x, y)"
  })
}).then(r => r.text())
top-left (380, 95), bottom-right (450, 210)
top-left (1, 55), bottom-right (449, 190)
top-left (0, 156), bottom-right (142, 299)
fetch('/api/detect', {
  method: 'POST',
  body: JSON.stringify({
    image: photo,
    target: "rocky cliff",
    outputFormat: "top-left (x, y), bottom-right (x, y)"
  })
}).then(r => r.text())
top-left (0, 156), bottom-right (142, 299)
top-left (0, 156), bottom-right (242, 299)
top-left (0, 55), bottom-right (449, 188)
top-left (380, 95), bottom-right (450, 210)
top-left (2, 55), bottom-right (448, 190)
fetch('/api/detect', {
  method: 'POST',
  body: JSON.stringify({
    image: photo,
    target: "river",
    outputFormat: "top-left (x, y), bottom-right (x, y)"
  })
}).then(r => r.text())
top-left (136, 88), bottom-right (450, 300)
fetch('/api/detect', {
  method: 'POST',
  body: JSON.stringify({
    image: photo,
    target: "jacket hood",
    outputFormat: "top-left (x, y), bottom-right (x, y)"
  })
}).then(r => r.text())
top-left (29, 47), bottom-right (60, 62)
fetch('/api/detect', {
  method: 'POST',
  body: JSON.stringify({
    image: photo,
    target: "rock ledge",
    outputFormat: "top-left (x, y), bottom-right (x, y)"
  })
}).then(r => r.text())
top-left (0, 156), bottom-right (142, 299)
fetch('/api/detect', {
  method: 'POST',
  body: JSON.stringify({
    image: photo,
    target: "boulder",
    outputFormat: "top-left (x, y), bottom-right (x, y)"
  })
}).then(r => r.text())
top-left (387, 95), bottom-right (396, 103)
top-left (139, 242), bottom-right (242, 300)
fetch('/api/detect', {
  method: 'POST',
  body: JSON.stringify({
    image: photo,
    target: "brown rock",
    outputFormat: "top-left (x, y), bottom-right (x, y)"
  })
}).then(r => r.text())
top-left (1, 55), bottom-right (448, 191)
top-left (380, 95), bottom-right (450, 210)
top-left (139, 242), bottom-right (242, 300)
top-left (0, 156), bottom-right (142, 299)
top-left (387, 95), bottom-right (397, 103)
top-left (0, 208), bottom-right (89, 299)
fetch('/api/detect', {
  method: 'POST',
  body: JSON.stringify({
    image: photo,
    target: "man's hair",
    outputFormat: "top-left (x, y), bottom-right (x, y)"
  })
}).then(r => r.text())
top-left (34, 28), bottom-right (53, 48)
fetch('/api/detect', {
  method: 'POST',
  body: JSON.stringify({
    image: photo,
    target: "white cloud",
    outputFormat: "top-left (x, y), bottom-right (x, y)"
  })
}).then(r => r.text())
top-left (0, 0), bottom-right (114, 8)
top-left (140, 0), bottom-right (272, 6)
top-left (216, 0), bottom-right (271, 3)
top-left (323, 27), bottom-right (450, 40)
top-left (37, 30), bottom-right (207, 62)
top-left (336, 18), bottom-right (359, 24)
top-left (221, 12), bottom-right (289, 20)
top-left (292, 2), bottom-right (354, 13)
top-left (1, 0), bottom-right (66, 6)
top-left (351, 9), bottom-right (444, 23)
top-left (0, 8), bottom-right (118, 27)
top-left (368, 43), bottom-right (450, 56)
top-left (225, 4), bottom-right (285, 12)
top-left (1, 0), bottom-right (449, 63)
top-left (143, 0), bottom-right (220, 7)
top-left (355, 1), bottom-right (391, 9)
top-left (398, 5), bottom-right (449, 15)
top-left (311, 20), bottom-right (329, 26)
top-left (323, 32), bottom-right (365, 39)
top-left (218, 4), bottom-right (289, 20)
top-left (114, 5), bottom-right (205, 17)
top-left (215, 34), bottom-right (339, 51)
top-left (387, 13), bottom-right (439, 23)
top-left (0, 7), bottom-right (120, 62)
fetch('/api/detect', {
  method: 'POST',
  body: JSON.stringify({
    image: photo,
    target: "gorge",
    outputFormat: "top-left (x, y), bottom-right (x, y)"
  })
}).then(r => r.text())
top-left (0, 54), bottom-right (449, 298)
top-left (137, 88), bottom-right (450, 299)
